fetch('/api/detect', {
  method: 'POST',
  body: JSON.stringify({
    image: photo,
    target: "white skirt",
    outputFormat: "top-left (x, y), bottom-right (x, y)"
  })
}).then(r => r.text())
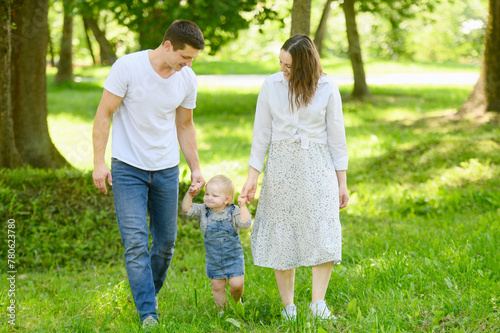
top-left (251, 140), bottom-right (342, 270)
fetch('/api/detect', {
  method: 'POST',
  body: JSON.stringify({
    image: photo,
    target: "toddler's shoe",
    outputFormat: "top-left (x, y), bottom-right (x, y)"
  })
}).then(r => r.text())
top-left (309, 300), bottom-right (336, 320)
top-left (281, 304), bottom-right (297, 321)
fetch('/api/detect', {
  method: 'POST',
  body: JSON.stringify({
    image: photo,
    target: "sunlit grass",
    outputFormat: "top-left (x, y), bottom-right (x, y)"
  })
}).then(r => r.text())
top-left (9, 63), bottom-right (495, 332)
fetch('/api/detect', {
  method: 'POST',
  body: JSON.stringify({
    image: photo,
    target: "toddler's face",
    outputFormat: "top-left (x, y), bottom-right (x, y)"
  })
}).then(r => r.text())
top-left (203, 182), bottom-right (230, 211)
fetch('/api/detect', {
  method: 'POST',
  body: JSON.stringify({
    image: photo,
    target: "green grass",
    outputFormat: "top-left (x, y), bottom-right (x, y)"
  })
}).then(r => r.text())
top-left (1, 62), bottom-right (498, 332)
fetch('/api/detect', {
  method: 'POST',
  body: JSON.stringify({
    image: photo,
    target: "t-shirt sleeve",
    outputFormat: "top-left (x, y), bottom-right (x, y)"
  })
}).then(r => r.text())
top-left (103, 57), bottom-right (130, 98)
top-left (180, 68), bottom-right (198, 110)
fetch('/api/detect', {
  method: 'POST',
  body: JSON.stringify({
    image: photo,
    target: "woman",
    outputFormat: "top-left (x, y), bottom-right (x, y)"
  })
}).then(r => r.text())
top-left (240, 34), bottom-right (349, 320)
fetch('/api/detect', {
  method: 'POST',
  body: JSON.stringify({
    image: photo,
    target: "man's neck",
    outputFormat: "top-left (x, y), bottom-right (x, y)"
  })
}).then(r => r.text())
top-left (148, 46), bottom-right (175, 79)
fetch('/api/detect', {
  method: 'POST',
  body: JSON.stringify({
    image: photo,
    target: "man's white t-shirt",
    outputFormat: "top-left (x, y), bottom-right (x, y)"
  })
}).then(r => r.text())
top-left (104, 50), bottom-right (198, 171)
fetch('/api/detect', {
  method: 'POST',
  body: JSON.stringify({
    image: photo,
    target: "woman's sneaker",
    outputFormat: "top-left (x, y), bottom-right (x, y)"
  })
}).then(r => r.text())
top-left (309, 300), bottom-right (336, 320)
top-left (281, 304), bottom-right (297, 321)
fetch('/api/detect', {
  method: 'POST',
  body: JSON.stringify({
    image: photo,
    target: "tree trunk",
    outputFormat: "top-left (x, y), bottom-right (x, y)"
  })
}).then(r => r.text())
top-left (484, 0), bottom-right (500, 112)
top-left (291, 0), bottom-right (311, 36)
top-left (459, 0), bottom-right (499, 114)
top-left (138, 5), bottom-right (165, 50)
top-left (0, 0), bottom-right (23, 168)
top-left (82, 16), bottom-right (96, 66)
top-left (47, 23), bottom-right (55, 67)
top-left (10, 0), bottom-right (68, 168)
top-left (458, 72), bottom-right (486, 115)
top-left (342, 0), bottom-right (370, 98)
top-left (55, 1), bottom-right (74, 84)
top-left (83, 16), bottom-right (117, 65)
top-left (314, 0), bottom-right (332, 57)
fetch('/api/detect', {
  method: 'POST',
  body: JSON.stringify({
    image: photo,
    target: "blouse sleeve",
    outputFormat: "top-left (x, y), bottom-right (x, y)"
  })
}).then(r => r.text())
top-left (326, 81), bottom-right (348, 170)
top-left (248, 78), bottom-right (273, 173)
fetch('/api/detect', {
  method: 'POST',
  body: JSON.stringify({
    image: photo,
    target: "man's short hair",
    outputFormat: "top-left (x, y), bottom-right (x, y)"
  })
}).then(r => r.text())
top-left (163, 20), bottom-right (205, 51)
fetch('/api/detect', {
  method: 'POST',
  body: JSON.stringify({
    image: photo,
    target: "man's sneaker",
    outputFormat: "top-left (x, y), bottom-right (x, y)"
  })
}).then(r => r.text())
top-left (309, 300), bottom-right (336, 320)
top-left (142, 315), bottom-right (158, 330)
top-left (281, 304), bottom-right (297, 321)
top-left (155, 297), bottom-right (158, 311)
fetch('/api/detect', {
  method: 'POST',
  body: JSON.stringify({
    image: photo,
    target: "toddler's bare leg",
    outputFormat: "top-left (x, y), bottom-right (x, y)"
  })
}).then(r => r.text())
top-left (211, 279), bottom-right (228, 308)
top-left (228, 275), bottom-right (245, 303)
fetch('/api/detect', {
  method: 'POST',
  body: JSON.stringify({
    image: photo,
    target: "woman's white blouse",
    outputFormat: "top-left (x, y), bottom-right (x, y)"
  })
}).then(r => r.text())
top-left (249, 72), bottom-right (348, 173)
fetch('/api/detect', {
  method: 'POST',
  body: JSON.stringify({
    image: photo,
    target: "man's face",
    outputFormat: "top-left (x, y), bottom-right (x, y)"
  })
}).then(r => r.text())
top-left (164, 41), bottom-right (200, 71)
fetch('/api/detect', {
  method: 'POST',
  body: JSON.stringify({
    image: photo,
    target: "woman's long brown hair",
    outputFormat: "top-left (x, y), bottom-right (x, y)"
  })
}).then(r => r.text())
top-left (282, 34), bottom-right (323, 112)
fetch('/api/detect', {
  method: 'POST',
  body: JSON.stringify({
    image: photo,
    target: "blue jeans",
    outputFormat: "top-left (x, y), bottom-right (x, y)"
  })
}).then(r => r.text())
top-left (111, 159), bottom-right (179, 322)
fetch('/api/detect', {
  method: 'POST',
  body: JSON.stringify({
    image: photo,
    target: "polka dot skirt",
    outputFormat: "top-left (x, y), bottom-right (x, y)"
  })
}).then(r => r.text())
top-left (251, 140), bottom-right (342, 270)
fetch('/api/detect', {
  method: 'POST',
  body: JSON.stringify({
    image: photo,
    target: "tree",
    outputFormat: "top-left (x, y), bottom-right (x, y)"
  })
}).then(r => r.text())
top-left (55, 0), bottom-right (74, 84)
top-left (0, 0), bottom-right (68, 168)
top-left (314, 0), bottom-right (333, 56)
top-left (110, 0), bottom-right (279, 54)
top-left (77, 0), bottom-right (117, 65)
top-left (342, 0), bottom-right (370, 98)
top-left (483, 0), bottom-right (500, 111)
top-left (82, 16), bottom-right (117, 65)
top-left (460, 0), bottom-right (500, 113)
top-left (0, 0), bottom-right (23, 168)
top-left (291, 0), bottom-right (311, 36)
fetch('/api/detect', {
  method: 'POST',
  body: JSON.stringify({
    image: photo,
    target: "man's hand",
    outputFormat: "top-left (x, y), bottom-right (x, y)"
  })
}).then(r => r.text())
top-left (190, 169), bottom-right (205, 196)
top-left (93, 163), bottom-right (112, 194)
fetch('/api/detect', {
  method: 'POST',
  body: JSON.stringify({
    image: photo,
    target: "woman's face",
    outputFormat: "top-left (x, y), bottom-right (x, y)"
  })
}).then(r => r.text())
top-left (279, 49), bottom-right (293, 81)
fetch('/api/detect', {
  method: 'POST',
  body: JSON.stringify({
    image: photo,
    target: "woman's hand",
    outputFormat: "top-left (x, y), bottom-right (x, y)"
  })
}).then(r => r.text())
top-left (240, 167), bottom-right (260, 204)
top-left (339, 184), bottom-right (349, 209)
top-left (336, 170), bottom-right (349, 209)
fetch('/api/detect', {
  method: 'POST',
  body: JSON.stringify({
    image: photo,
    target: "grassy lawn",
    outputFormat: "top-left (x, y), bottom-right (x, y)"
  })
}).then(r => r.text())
top-left (1, 61), bottom-right (498, 332)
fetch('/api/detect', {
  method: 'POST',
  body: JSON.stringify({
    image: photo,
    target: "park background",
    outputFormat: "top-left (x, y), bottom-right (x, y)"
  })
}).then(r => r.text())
top-left (1, 0), bottom-right (499, 332)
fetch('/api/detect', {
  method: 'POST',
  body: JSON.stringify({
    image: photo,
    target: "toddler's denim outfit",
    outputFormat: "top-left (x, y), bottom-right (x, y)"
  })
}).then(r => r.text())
top-left (186, 203), bottom-right (252, 279)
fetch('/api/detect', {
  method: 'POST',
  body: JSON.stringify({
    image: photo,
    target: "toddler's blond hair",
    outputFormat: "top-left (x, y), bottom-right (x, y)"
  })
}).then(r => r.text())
top-left (206, 175), bottom-right (235, 202)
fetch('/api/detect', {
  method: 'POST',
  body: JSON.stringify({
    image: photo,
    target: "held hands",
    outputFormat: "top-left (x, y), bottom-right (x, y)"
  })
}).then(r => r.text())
top-left (237, 195), bottom-right (248, 208)
top-left (187, 183), bottom-right (203, 198)
top-left (240, 167), bottom-right (260, 204)
top-left (190, 170), bottom-right (205, 197)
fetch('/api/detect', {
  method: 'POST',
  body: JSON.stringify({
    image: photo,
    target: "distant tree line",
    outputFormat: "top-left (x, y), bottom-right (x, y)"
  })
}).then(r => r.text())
top-left (0, 0), bottom-right (497, 168)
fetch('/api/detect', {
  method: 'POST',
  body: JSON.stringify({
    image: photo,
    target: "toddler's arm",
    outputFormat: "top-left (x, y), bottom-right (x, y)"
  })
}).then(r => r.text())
top-left (181, 183), bottom-right (202, 213)
top-left (237, 194), bottom-right (251, 223)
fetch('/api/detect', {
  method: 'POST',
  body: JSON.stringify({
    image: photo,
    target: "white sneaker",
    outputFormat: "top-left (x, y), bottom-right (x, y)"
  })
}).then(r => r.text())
top-left (281, 304), bottom-right (297, 321)
top-left (142, 315), bottom-right (158, 329)
top-left (155, 297), bottom-right (158, 311)
top-left (309, 300), bottom-right (336, 320)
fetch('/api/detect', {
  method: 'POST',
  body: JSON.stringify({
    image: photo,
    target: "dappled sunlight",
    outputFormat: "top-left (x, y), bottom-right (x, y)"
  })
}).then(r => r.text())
top-left (435, 158), bottom-right (497, 187)
top-left (90, 280), bottom-right (131, 317)
top-left (48, 114), bottom-right (100, 170)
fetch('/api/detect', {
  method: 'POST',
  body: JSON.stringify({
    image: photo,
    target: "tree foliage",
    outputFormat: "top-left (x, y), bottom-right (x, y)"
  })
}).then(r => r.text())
top-left (98, 0), bottom-right (281, 54)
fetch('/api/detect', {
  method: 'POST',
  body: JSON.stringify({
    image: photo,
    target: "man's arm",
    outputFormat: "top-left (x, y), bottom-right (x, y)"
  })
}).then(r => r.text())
top-left (92, 89), bottom-right (123, 194)
top-left (176, 106), bottom-right (205, 190)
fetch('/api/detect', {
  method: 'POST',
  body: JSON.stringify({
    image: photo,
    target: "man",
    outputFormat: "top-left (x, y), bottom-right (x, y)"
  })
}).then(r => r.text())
top-left (92, 20), bottom-right (205, 327)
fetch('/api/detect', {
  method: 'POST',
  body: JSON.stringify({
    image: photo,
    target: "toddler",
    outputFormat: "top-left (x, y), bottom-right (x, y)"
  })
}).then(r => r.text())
top-left (182, 175), bottom-right (252, 311)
